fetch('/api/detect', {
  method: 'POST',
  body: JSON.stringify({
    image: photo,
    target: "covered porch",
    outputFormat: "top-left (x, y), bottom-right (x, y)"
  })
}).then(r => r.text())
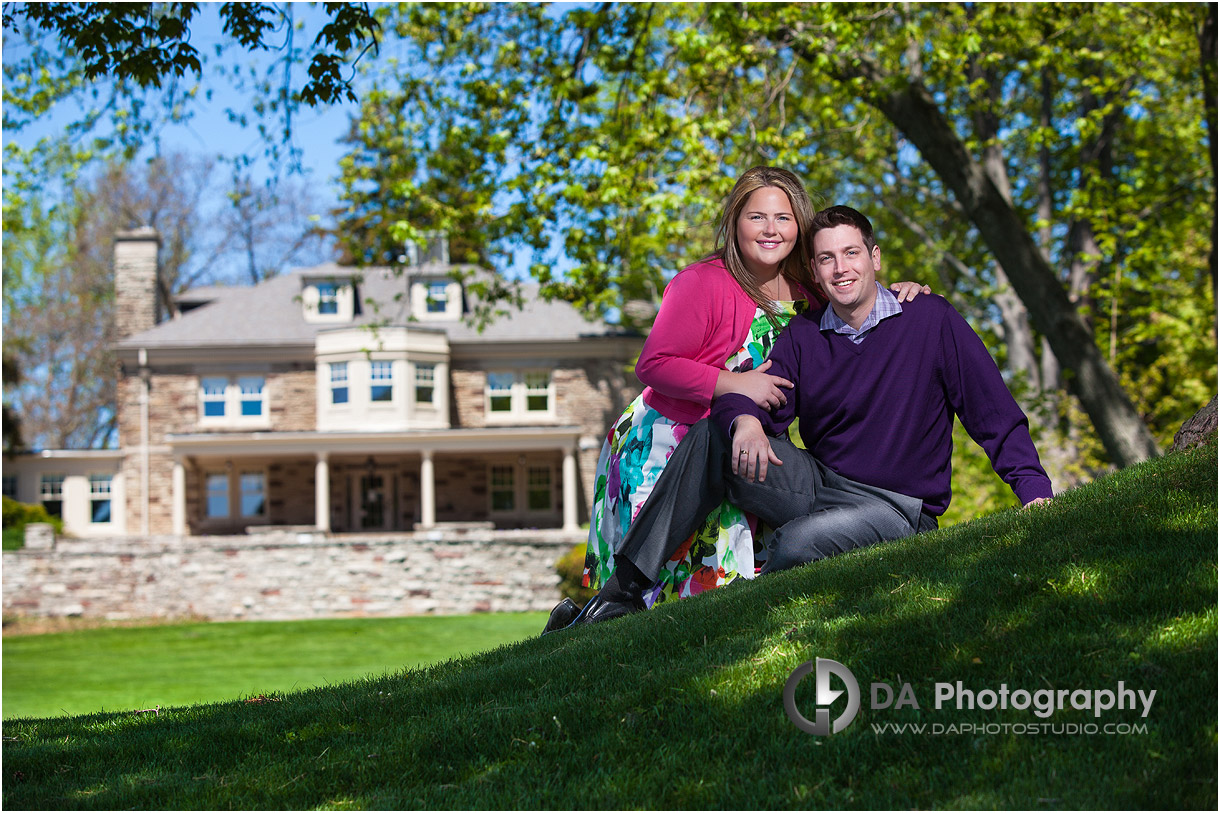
top-left (165, 426), bottom-right (586, 536)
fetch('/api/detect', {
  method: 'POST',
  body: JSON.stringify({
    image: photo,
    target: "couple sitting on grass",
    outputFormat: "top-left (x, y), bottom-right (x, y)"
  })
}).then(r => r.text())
top-left (545, 168), bottom-right (1053, 633)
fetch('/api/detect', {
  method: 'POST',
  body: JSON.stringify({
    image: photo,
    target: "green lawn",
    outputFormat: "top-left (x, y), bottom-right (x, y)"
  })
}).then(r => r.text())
top-left (3, 613), bottom-right (547, 720)
top-left (2, 440), bottom-right (1215, 809)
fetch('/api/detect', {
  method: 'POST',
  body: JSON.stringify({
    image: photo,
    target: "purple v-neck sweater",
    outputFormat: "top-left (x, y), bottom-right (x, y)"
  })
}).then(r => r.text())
top-left (711, 295), bottom-right (1053, 515)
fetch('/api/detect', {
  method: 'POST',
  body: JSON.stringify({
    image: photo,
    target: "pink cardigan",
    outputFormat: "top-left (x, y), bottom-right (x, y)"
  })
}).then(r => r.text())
top-left (637, 258), bottom-right (815, 424)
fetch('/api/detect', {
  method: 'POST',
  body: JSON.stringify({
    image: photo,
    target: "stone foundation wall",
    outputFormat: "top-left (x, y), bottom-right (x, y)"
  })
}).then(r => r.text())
top-left (3, 528), bottom-right (580, 621)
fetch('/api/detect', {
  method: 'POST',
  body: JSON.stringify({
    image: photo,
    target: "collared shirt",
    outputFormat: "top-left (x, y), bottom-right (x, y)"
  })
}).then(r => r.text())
top-left (819, 282), bottom-right (903, 344)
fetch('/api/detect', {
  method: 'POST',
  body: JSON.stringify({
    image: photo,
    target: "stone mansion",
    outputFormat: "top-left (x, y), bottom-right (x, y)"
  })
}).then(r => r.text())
top-left (4, 230), bottom-right (644, 539)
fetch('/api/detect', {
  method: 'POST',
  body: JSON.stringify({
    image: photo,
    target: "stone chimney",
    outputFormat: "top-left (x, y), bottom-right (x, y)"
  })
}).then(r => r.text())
top-left (403, 231), bottom-right (449, 266)
top-left (114, 227), bottom-right (161, 339)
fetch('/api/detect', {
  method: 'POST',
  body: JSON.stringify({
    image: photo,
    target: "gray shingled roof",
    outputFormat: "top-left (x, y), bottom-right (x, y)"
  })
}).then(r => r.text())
top-left (119, 264), bottom-right (633, 349)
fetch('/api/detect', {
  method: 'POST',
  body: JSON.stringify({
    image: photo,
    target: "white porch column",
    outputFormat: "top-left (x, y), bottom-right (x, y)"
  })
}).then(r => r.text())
top-left (562, 445), bottom-right (579, 531)
top-left (420, 450), bottom-right (436, 528)
top-left (171, 457), bottom-right (186, 536)
top-left (315, 452), bottom-right (331, 532)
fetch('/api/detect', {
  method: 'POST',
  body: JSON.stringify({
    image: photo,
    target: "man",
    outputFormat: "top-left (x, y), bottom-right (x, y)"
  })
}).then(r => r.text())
top-left (553, 205), bottom-right (1053, 630)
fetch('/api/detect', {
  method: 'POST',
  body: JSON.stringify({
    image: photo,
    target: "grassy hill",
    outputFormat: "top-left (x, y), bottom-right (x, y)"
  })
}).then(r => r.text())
top-left (3, 440), bottom-right (1216, 810)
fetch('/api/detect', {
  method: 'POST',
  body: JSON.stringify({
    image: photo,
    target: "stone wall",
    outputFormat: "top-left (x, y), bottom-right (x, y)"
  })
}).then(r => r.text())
top-left (268, 370), bottom-right (318, 431)
top-left (451, 367), bottom-right (486, 427)
top-left (3, 528), bottom-right (580, 621)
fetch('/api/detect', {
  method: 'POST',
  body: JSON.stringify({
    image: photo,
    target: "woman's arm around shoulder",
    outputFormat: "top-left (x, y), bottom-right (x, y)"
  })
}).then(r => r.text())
top-left (887, 280), bottom-right (933, 302)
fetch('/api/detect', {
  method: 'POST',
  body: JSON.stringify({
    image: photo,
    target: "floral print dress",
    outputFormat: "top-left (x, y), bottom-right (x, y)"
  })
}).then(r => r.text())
top-left (582, 299), bottom-right (808, 606)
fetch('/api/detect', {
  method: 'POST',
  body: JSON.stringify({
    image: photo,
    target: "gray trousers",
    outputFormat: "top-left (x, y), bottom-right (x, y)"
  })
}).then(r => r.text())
top-left (618, 419), bottom-right (937, 580)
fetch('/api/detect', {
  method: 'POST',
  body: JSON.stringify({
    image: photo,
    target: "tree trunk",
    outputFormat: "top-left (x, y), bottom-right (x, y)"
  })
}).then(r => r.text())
top-left (1036, 67), bottom-right (1063, 394)
top-left (836, 60), bottom-right (1161, 467)
top-left (993, 266), bottom-right (1041, 391)
top-left (966, 50), bottom-right (1043, 396)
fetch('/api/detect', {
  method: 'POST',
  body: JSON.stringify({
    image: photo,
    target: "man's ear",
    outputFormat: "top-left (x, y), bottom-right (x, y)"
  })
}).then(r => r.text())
top-left (872, 245), bottom-right (882, 272)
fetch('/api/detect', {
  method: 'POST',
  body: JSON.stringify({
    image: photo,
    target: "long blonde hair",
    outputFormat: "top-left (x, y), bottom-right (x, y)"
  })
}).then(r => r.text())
top-left (711, 166), bottom-right (819, 320)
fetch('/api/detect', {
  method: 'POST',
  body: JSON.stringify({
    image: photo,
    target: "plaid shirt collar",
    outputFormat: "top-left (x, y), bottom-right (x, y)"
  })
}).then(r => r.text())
top-left (819, 282), bottom-right (903, 344)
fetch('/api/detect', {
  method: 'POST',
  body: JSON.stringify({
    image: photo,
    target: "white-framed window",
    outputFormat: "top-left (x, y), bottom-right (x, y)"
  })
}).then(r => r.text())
top-left (487, 372), bottom-right (514, 413)
top-left (202, 377), bottom-right (228, 417)
top-left (199, 376), bottom-right (267, 423)
top-left (485, 371), bottom-right (554, 419)
top-left (2, 475), bottom-right (17, 499)
top-left (40, 474), bottom-right (65, 518)
top-left (524, 372), bottom-right (551, 412)
top-left (205, 472), bottom-right (229, 519)
top-left (303, 278), bottom-right (355, 323)
top-left (317, 282), bottom-right (339, 315)
top-left (330, 361), bottom-right (349, 405)
top-left (239, 377), bottom-right (265, 417)
top-left (89, 474), bottom-right (113, 524)
top-left (239, 472), bottom-right (266, 518)
top-left (368, 358), bottom-right (392, 400)
top-left (527, 466), bottom-right (553, 511)
top-left (426, 281), bottom-right (448, 313)
top-left (414, 363), bottom-right (436, 405)
top-left (370, 361), bottom-right (394, 403)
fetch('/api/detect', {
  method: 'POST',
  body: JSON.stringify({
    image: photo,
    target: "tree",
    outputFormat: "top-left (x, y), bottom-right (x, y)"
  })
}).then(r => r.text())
top-left (3, 1), bottom-right (383, 231)
top-left (2, 350), bottom-right (25, 454)
top-left (2, 2), bottom-right (380, 105)
top-left (4, 154), bottom-right (205, 449)
top-left (333, 2), bottom-right (1214, 474)
top-left (773, 3), bottom-right (1203, 467)
top-left (2, 4), bottom-right (373, 450)
top-left (217, 172), bottom-right (332, 285)
top-left (2, 152), bottom-right (331, 450)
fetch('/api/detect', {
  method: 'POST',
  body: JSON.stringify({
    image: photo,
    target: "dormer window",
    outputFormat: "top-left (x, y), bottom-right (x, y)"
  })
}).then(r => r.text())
top-left (303, 276), bottom-right (356, 323)
top-left (411, 277), bottom-right (462, 320)
top-left (426, 282), bottom-right (448, 313)
top-left (317, 282), bottom-right (340, 315)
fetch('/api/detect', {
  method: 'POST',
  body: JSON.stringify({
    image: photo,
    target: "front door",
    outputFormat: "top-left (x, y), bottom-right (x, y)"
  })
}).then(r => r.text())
top-left (352, 472), bottom-right (393, 530)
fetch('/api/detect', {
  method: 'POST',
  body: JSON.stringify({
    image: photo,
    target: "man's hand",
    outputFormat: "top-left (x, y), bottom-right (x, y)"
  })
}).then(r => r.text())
top-left (888, 281), bottom-right (932, 302)
top-left (731, 416), bottom-right (783, 482)
top-left (1023, 497), bottom-right (1052, 508)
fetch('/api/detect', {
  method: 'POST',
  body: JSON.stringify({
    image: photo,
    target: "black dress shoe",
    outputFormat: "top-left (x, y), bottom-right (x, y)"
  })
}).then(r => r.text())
top-left (571, 593), bottom-right (645, 626)
top-left (541, 598), bottom-right (582, 634)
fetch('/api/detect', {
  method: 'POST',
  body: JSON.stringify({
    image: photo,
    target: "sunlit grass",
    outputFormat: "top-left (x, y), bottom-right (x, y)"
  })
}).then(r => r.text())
top-left (2, 440), bottom-right (1215, 810)
top-left (3, 613), bottom-right (546, 719)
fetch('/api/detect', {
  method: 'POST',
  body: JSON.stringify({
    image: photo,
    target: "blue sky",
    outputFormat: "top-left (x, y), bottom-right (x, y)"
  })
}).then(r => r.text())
top-left (4, 5), bottom-right (367, 277)
top-left (3, 4), bottom-right (573, 285)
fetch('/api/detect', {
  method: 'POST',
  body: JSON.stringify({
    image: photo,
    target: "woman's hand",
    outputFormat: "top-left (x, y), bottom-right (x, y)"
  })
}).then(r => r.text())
top-left (715, 359), bottom-right (793, 411)
top-left (888, 281), bottom-right (932, 302)
top-left (731, 416), bottom-right (783, 482)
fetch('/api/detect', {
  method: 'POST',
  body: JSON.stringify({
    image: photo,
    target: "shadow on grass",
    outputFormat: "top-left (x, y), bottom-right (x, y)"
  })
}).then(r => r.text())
top-left (3, 443), bottom-right (1216, 810)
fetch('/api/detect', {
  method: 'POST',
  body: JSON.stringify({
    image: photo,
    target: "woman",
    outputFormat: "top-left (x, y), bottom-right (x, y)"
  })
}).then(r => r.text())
top-left (549, 168), bottom-right (926, 630)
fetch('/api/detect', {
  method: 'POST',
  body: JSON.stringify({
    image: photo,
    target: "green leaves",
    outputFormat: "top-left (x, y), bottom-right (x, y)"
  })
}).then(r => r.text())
top-left (5, 2), bottom-right (380, 102)
top-left (330, 2), bottom-right (1212, 477)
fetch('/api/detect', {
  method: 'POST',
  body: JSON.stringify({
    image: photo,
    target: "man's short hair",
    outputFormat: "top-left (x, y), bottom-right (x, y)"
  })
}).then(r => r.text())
top-left (812, 205), bottom-right (877, 252)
